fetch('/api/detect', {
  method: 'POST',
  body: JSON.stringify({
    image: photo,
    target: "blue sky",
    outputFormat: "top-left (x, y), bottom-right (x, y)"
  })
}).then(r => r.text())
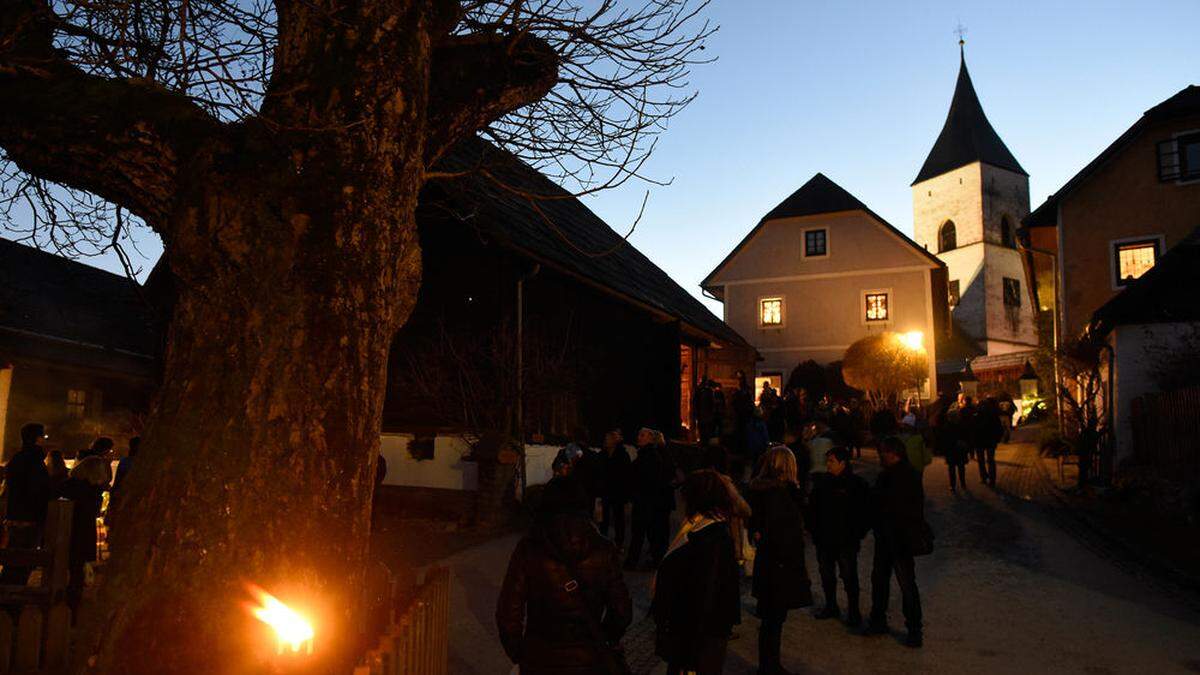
top-left (8, 0), bottom-right (1200, 316)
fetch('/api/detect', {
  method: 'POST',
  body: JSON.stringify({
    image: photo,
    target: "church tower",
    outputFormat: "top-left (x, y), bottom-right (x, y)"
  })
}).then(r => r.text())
top-left (912, 47), bottom-right (1038, 355)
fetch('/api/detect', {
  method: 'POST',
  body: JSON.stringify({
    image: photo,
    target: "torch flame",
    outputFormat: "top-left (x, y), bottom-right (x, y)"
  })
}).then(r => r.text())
top-left (245, 585), bottom-right (314, 653)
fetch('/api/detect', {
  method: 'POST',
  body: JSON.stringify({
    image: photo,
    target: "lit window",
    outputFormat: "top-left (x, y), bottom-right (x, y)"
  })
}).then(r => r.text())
top-left (1113, 239), bottom-right (1160, 286)
top-left (864, 292), bottom-right (889, 322)
top-left (948, 280), bottom-right (960, 309)
top-left (1003, 278), bottom-right (1021, 307)
top-left (67, 389), bottom-right (86, 418)
top-left (803, 229), bottom-right (828, 257)
top-left (759, 297), bottom-right (783, 327)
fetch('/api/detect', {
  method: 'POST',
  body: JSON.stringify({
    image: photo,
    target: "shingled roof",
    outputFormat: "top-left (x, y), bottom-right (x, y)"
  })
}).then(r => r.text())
top-left (1090, 225), bottom-right (1200, 336)
top-left (913, 51), bottom-right (1026, 185)
top-left (426, 139), bottom-right (750, 348)
top-left (0, 238), bottom-right (157, 357)
top-left (1025, 84), bottom-right (1200, 229)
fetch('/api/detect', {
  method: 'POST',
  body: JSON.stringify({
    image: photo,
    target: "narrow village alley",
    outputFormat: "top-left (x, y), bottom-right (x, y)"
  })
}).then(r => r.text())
top-left (437, 440), bottom-right (1200, 674)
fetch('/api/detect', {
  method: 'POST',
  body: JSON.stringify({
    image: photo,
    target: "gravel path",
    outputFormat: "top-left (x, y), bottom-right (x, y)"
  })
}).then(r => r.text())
top-left (436, 442), bottom-right (1200, 674)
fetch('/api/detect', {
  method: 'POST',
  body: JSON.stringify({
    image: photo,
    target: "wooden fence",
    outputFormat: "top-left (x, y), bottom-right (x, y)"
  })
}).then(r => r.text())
top-left (353, 566), bottom-right (450, 675)
top-left (0, 500), bottom-right (72, 672)
top-left (1131, 385), bottom-right (1200, 476)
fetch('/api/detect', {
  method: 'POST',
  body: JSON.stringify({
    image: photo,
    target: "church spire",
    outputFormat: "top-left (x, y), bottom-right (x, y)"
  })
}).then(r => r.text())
top-left (913, 46), bottom-right (1026, 185)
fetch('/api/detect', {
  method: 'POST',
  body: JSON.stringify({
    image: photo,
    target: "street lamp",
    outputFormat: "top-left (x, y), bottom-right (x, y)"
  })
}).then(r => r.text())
top-left (1019, 361), bottom-right (1039, 399)
top-left (899, 330), bottom-right (924, 352)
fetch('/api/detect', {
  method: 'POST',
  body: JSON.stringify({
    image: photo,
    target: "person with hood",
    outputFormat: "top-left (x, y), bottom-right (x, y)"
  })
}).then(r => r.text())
top-left (748, 446), bottom-right (812, 675)
top-left (598, 428), bottom-right (632, 547)
top-left (807, 447), bottom-right (870, 626)
top-left (58, 454), bottom-right (110, 615)
top-left (496, 477), bottom-right (632, 675)
top-left (651, 470), bottom-right (740, 675)
top-left (625, 428), bottom-right (675, 569)
top-left (866, 437), bottom-right (927, 648)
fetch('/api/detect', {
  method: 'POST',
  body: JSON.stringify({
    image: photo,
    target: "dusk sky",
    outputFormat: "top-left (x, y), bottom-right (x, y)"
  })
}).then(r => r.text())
top-left (10, 0), bottom-right (1200, 316)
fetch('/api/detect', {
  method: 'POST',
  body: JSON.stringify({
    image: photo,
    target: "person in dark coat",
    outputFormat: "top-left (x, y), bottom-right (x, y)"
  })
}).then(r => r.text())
top-left (866, 437), bottom-right (926, 648)
top-left (652, 470), bottom-right (740, 675)
top-left (943, 395), bottom-right (973, 493)
top-left (1, 422), bottom-right (52, 585)
top-left (625, 429), bottom-right (674, 569)
top-left (598, 429), bottom-right (632, 547)
top-left (58, 455), bottom-right (109, 614)
top-left (808, 446), bottom-right (870, 626)
top-left (112, 436), bottom-right (140, 493)
top-left (748, 446), bottom-right (812, 675)
top-left (972, 398), bottom-right (1005, 486)
top-left (496, 505), bottom-right (632, 675)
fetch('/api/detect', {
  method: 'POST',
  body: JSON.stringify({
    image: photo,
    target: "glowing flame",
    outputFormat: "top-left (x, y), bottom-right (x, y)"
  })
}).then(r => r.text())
top-left (899, 330), bottom-right (925, 352)
top-left (245, 585), bottom-right (314, 654)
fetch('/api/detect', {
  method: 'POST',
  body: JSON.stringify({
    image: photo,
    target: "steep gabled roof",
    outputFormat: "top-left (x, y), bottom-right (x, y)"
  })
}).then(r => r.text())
top-left (702, 173), bottom-right (943, 289)
top-left (1090, 225), bottom-right (1200, 335)
top-left (426, 138), bottom-right (750, 348)
top-left (913, 51), bottom-right (1026, 185)
top-left (0, 238), bottom-right (157, 357)
top-left (1025, 84), bottom-right (1200, 229)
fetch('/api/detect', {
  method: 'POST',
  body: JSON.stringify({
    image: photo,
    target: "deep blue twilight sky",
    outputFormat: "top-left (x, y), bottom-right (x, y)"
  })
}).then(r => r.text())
top-left (9, 1), bottom-right (1200, 316)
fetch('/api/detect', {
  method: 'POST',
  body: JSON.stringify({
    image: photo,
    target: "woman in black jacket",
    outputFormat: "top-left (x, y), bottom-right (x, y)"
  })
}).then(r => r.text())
top-left (496, 505), bottom-right (632, 675)
top-left (652, 470), bottom-right (740, 675)
top-left (748, 445), bottom-right (813, 675)
top-left (57, 453), bottom-right (110, 615)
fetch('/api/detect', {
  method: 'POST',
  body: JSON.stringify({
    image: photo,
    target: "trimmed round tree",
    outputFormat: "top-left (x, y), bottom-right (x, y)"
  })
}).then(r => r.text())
top-left (841, 332), bottom-right (929, 407)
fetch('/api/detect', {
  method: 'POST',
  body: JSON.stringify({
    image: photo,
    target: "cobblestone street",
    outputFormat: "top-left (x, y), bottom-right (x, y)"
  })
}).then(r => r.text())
top-left (438, 442), bottom-right (1200, 674)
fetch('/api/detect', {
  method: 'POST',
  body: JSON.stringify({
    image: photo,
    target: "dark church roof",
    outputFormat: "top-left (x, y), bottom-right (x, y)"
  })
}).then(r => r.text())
top-left (1090, 225), bottom-right (1200, 335)
top-left (428, 139), bottom-right (750, 348)
top-left (702, 173), bottom-right (943, 289)
top-left (1025, 84), bottom-right (1200, 230)
top-left (0, 237), bottom-right (157, 357)
top-left (913, 51), bottom-right (1026, 185)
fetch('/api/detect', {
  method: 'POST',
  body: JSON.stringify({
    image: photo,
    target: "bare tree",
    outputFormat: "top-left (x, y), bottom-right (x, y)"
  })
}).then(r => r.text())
top-left (1055, 335), bottom-right (1109, 488)
top-left (0, 1), bottom-right (713, 671)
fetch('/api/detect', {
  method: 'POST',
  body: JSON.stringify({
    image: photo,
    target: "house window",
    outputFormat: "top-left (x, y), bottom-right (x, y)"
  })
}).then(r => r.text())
top-left (938, 221), bottom-right (957, 253)
top-left (1003, 278), bottom-right (1021, 307)
top-left (759, 297), bottom-right (784, 327)
top-left (948, 280), bottom-right (960, 310)
top-left (67, 389), bottom-right (86, 418)
top-left (1158, 133), bottom-right (1200, 182)
top-left (803, 228), bottom-right (828, 258)
top-left (1113, 238), bottom-right (1160, 286)
top-left (864, 292), bottom-right (890, 322)
top-left (1000, 216), bottom-right (1016, 248)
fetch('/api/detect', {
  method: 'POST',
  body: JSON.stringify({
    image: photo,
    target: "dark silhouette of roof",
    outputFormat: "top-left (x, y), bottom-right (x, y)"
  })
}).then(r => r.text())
top-left (913, 51), bottom-right (1026, 185)
top-left (0, 238), bottom-right (157, 357)
top-left (1090, 225), bottom-right (1200, 335)
top-left (760, 172), bottom-right (870, 222)
top-left (1025, 84), bottom-right (1200, 229)
top-left (427, 139), bottom-right (750, 348)
top-left (702, 173), bottom-right (943, 289)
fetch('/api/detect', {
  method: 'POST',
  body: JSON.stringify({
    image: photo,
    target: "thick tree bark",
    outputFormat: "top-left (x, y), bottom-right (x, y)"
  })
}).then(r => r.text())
top-left (1, 1), bottom-right (556, 672)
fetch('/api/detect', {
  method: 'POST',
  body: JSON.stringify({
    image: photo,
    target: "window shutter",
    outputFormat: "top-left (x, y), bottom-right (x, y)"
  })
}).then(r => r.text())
top-left (1157, 139), bottom-right (1181, 182)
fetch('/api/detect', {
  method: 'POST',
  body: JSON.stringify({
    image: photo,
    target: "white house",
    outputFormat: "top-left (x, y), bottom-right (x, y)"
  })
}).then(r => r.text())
top-left (702, 173), bottom-right (948, 398)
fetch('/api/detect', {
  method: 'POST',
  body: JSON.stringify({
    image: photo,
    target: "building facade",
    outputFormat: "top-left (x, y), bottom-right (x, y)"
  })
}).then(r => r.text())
top-left (1023, 84), bottom-right (1200, 341)
top-left (703, 173), bottom-right (946, 399)
top-left (912, 50), bottom-right (1038, 359)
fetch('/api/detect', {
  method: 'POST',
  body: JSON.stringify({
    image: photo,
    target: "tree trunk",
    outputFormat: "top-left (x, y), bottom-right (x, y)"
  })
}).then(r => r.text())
top-left (75, 122), bottom-right (425, 673)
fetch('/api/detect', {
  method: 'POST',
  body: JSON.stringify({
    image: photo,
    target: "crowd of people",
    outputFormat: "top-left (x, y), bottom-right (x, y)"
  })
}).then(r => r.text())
top-left (1, 422), bottom-right (136, 616)
top-left (491, 369), bottom-right (1015, 675)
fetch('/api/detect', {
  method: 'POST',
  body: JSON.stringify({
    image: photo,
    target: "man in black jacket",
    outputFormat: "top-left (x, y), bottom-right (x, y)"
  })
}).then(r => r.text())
top-left (866, 437), bottom-right (926, 647)
top-left (808, 446), bottom-right (870, 625)
top-left (496, 507), bottom-right (632, 675)
top-left (1, 422), bottom-right (52, 585)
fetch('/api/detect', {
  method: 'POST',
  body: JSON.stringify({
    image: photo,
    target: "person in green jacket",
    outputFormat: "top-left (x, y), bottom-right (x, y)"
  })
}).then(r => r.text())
top-left (899, 420), bottom-right (933, 480)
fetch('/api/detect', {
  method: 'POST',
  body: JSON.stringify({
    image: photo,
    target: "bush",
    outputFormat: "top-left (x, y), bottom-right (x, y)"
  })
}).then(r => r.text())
top-left (841, 332), bottom-right (928, 405)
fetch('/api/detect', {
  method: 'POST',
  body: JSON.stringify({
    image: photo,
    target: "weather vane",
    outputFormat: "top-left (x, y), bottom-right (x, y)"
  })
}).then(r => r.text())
top-left (954, 21), bottom-right (968, 47)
